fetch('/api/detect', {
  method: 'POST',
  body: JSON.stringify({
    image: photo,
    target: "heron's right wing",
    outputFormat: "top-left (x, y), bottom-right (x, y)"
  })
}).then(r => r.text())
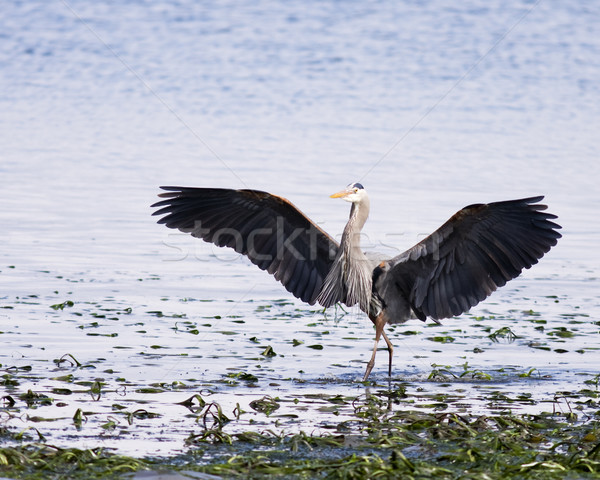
top-left (152, 187), bottom-right (339, 304)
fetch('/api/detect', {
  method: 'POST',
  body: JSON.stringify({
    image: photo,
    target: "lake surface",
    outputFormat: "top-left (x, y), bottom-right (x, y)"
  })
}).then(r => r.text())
top-left (1, 0), bottom-right (599, 458)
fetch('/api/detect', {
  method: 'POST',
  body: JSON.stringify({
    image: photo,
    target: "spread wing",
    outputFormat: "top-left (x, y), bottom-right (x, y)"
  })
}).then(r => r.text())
top-left (378, 196), bottom-right (561, 322)
top-left (152, 187), bottom-right (339, 304)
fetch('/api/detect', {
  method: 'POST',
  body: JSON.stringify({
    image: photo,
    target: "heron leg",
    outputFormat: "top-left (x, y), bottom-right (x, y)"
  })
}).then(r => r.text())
top-left (363, 313), bottom-right (388, 381)
top-left (381, 330), bottom-right (394, 377)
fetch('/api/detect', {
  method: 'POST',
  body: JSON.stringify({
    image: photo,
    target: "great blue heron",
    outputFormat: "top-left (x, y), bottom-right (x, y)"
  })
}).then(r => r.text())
top-left (152, 183), bottom-right (561, 380)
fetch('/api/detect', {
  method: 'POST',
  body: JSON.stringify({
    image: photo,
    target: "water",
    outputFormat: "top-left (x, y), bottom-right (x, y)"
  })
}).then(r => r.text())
top-left (1, 0), bottom-right (599, 458)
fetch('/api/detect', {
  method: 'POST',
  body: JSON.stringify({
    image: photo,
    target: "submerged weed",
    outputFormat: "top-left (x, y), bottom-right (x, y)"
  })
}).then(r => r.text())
top-left (249, 396), bottom-right (280, 416)
top-left (488, 326), bottom-right (518, 342)
top-left (50, 300), bottom-right (74, 311)
top-left (0, 445), bottom-right (147, 479)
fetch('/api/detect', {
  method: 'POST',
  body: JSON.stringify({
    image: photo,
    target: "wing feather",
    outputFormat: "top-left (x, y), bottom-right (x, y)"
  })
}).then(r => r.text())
top-left (378, 196), bottom-right (561, 322)
top-left (152, 187), bottom-right (339, 304)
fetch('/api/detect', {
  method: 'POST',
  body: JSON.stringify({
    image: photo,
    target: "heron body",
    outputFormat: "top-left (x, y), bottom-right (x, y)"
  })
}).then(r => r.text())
top-left (152, 183), bottom-right (561, 380)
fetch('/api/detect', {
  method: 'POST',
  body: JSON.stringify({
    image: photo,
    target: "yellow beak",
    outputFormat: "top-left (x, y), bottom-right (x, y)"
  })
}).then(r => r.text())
top-left (330, 188), bottom-right (352, 199)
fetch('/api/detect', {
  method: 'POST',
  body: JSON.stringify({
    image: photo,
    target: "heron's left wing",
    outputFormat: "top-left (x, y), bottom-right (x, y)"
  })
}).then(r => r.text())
top-left (377, 196), bottom-right (561, 322)
top-left (152, 187), bottom-right (339, 304)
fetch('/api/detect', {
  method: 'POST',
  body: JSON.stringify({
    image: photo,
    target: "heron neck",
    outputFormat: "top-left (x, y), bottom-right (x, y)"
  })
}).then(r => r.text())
top-left (348, 198), bottom-right (370, 232)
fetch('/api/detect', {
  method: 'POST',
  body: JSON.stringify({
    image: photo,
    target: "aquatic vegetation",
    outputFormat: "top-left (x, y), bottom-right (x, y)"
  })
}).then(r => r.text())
top-left (1, 267), bottom-right (599, 479)
top-left (0, 444), bottom-right (147, 479)
top-left (3, 388), bottom-right (600, 479)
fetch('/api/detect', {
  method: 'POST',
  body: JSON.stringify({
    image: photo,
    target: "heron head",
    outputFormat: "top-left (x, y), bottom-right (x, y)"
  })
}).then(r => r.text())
top-left (330, 182), bottom-right (367, 203)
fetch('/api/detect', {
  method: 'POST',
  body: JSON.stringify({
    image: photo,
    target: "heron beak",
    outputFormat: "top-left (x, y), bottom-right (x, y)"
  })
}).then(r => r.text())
top-left (330, 188), bottom-right (352, 199)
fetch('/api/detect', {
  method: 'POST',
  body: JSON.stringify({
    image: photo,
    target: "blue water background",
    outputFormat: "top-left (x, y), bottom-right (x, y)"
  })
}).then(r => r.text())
top-left (0, 0), bottom-right (599, 456)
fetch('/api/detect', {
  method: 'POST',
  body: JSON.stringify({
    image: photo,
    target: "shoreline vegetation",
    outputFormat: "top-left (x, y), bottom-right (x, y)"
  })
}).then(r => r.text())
top-left (2, 377), bottom-right (599, 479)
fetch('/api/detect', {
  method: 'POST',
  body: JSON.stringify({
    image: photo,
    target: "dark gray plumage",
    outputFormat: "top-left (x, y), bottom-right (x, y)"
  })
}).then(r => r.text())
top-left (152, 184), bottom-right (561, 380)
top-left (153, 187), bottom-right (338, 304)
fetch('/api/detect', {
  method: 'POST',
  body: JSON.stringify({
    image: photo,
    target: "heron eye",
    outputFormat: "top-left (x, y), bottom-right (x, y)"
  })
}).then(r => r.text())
top-left (354, 188), bottom-right (358, 193)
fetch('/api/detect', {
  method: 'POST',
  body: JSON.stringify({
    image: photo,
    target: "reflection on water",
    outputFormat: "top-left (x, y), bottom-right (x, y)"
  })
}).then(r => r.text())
top-left (1, 0), bottom-right (599, 458)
